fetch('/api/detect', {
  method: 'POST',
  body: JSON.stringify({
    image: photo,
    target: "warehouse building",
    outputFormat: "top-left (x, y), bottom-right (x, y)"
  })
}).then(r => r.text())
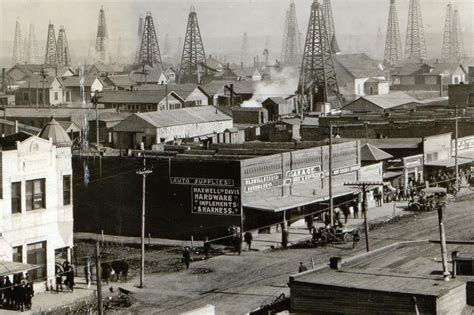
top-left (72, 140), bottom-right (377, 240)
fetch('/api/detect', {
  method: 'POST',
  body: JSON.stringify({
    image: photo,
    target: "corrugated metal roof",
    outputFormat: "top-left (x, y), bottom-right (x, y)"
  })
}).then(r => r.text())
top-left (98, 90), bottom-right (182, 104)
top-left (344, 92), bottom-right (419, 110)
top-left (131, 106), bottom-right (231, 128)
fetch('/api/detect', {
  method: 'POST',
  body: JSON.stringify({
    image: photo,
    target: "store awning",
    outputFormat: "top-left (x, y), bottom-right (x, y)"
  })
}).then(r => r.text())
top-left (0, 261), bottom-right (40, 277)
top-left (383, 171), bottom-right (404, 180)
top-left (458, 150), bottom-right (474, 160)
top-left (425, 157), bottom-right (472, 168)
top-left (243, 187), bottom-right (356, 212)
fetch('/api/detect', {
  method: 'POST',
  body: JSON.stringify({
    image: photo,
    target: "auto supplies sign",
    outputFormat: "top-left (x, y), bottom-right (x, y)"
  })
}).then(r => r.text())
top-left (192, 186), bottom-right (241, 216)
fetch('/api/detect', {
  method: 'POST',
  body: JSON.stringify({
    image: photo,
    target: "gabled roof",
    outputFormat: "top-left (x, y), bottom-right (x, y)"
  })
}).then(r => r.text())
top-left (343, 91), bottom-right (419, 110)
top-left (89, 64), bottom-right (124, 74)
top-left (170, 84), bottom-right (209, 99)
top-left (97, 89), bottom-right (183, 104)
top-left (62, 75), bottom-right (98, 87)
top-left (18, 76), bottom-right (59, 89)
top-left (105, 75), bottom-right (137, 88)
top-left (262, 97), bottom-right (288, 105)
top-left (133, 106), bottom-right (232, 128)
top-left (129, 69), bottom-right (166, 83)
top-left (206, 56), bottom-right (223, 70)
top-left (200, 81), bottom-right (231, 95)
top-left (361, 143), bottom-right (393, 161)
top-left (431, 63), bottom-right (465, 76)
top-left (0, 132), bottom-right (35, 150)
top-left (334, 53), bottom-right (384, 78)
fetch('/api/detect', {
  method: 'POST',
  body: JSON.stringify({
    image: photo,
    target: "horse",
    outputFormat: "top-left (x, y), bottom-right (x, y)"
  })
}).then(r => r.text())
top-left (111, 260), bottom-right (129, 282)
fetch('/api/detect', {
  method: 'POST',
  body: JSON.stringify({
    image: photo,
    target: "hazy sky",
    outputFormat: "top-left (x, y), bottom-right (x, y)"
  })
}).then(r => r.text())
top-left (0, 0), bottom-right (473, 63)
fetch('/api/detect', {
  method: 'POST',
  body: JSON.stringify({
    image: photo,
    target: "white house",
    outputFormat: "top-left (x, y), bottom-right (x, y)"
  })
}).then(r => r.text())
top-left (0, 119), bottom-right (73, 291)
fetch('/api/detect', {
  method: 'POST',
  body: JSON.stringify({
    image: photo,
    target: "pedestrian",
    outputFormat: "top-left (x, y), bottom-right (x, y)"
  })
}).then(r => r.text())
top-left (341, 206), bottom-right (350, 223)
top-left (84, 257), bottom-right (92, 287)
top-left (182, 248), bottom-right (191, 269)
top-left (244, 231), bottom-right (253, 251)
top-left (203, 237), bottom-right (211, 259)
top-left (25, 281), bottom-right (33, 310)
top-left (353, 202), bottom-right (359, 219)
top-left (55, 264), bottom-right (63, 293)
top-left (63, 261), bottom-right (75, 292)
top-left (233, 234), bottom-right (242, 255)
top-left (298, 262), bottom-right (308, 273)
top-left (305, 215), bottom-right (314, 233)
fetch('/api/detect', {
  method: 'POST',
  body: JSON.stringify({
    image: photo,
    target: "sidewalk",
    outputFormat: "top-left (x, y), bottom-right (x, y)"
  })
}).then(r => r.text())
top-left (249, 201), bottom-right (410, 252)
top-left (2, 277), bottom-right (125, 315)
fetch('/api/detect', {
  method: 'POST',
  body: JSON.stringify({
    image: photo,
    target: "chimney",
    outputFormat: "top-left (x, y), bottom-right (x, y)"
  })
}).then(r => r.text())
top-left (230, 84), bottom-right (234, 106)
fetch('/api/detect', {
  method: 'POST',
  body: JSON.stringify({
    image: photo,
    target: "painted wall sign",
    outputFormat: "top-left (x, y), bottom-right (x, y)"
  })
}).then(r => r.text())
top-left (244, 173), bottom-right (283, 192)
top-left (286, 165), bottom-right (322, 183)
top-left (192, 187), bottom-right (241, 216)
top-left (171, 177), bottom-right (234, 186)
top-left (405, 160), bottom-right (421, 168)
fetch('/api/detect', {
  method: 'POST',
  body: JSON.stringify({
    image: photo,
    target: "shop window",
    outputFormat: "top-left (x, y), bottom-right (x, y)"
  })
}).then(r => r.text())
top-left (63, 175), bottom-right (71, 206)
top-left (27, 241), bottom-right (46, 281)
top-left (26, 179), bottom-right (46, 210)
top-left (11, 182), bottom-right (21, 214)
top-left (12, 246), bottom-right (22, 263)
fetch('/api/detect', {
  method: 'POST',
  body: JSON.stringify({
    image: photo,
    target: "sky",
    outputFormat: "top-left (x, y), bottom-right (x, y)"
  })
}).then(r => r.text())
top-left (0, 0), bottom-right (473, 65)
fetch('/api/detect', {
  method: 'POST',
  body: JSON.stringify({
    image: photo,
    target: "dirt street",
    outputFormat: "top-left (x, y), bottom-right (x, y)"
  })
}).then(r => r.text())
top-left (123, 198), bottom-right (474, 314)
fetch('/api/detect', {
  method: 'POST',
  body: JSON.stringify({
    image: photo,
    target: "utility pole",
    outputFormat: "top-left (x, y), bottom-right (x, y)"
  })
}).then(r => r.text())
top-left (39, 66), bottom-right (48, 108)
top-left (344, 181), bottom-right (383, 252)
top-left (91, 91), bottom-right (101, 149)
top-left (136, 158), bottom-right (153, 288)
top-left (436, 193), bottom-right (450, 281)
top-left (455, 117), bottom-right (459, 191)
top-left (329, 124), bottom-right (334, 226)
top-left (95, 241), bottom-right (103, 315)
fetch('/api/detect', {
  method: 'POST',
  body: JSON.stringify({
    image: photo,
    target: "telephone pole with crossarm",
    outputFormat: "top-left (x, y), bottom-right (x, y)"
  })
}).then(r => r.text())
top-left (344, 181), bottom-right (383, 252)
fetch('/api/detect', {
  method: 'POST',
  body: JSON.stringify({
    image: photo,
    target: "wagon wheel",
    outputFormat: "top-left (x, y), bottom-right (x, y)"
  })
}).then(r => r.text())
top-left (344, 233), bottom-right (354, 248)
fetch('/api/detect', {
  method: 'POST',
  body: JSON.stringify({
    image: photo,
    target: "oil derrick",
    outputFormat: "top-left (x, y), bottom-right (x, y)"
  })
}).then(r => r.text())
top-left (45, 23), bottom-right (58, 65)
top-left (322, 0), bottom-right (339, 54)
top-left (299, 0), bottom-right (341, 109)
top-left (281, 0), bottom-right (301, 65)
top-left (27, 24), bottom-right (39, 64)
top-left (22, 38), bottom-right (28, 64)
top-left (405, 0), bottom-right (426, 60)
top-left (453, 9), bottom-right (465, 60)
top-left (116, 37), bottom-right (122, 64)
top-left (57, 26), bottom-right (71, 66)
top-left (134, 15), bottom-right (144, 64)
top-left (137, 12), bottom-right (162, 67)
top-left (178, 7), bottom-right (207, 84)
top-left (383, 0), bottom-right (403, 66)
top-left (240, 32), bottom-right (249, 66)
top-left (95, 6), bottom-right (109, 64)
top-left (440, 4), bottom-right (463, 61)
top-left (12, 20), bottom-right (22, 65)
top-left (163, 33), bottom-right (170, 57)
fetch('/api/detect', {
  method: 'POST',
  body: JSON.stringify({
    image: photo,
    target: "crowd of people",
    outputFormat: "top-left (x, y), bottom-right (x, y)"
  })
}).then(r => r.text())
top-left (0, 273), bottom-right (34, 311)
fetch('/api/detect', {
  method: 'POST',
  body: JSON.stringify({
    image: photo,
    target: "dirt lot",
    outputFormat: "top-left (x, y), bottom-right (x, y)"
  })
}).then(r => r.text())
top-left (116, 197), bottom-right (474, 314)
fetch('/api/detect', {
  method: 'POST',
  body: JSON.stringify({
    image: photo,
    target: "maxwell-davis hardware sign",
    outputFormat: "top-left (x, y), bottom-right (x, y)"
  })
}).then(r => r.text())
top-left (192, 186), bottom-right (241, 216)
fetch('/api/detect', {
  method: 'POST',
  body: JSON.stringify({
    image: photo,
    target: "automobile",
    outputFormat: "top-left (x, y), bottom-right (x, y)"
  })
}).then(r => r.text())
top-left (407, 187), bottom-right (447, 211)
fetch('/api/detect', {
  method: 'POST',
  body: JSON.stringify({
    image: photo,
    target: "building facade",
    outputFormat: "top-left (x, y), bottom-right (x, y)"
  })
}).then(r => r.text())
top-left (0, 127), bottom-right (73, 290)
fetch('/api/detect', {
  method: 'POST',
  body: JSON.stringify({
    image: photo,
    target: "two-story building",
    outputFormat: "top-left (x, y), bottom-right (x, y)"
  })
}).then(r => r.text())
top-left (0, 119), bottom-right (73, 291)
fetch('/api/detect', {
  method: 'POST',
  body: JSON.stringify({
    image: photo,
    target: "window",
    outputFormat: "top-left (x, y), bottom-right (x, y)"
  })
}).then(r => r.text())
top-left (66, 91), bottom-right (71, 102)
top-left (26, 179), bottom-right (45, 210)
top-left (27, 242), bottom-right (46, 281)
top-left (196, 99), bottom-right (202, 105)
top-left (12, 246), bottom-right (22, 263)
top-left (23, 92), bottom-right (29, 102)
top-left (54, 92), bottom-right (58, 101)
top-left (63, 175), bottom-right (71, 206)
top-left (38, 92), bottom-right (43, 102)
top-left (11, 182), bottom-right (21, 214)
